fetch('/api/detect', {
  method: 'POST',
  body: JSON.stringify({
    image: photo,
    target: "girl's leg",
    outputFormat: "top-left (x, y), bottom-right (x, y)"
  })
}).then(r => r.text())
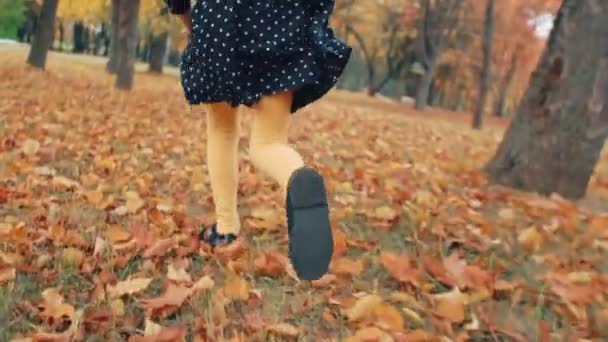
top-left (249, 91), bottom-right (333, 281)
top-left (205, 102), bottom-right (241, 236)
top-left (248, 91), bottom-right (305, 191)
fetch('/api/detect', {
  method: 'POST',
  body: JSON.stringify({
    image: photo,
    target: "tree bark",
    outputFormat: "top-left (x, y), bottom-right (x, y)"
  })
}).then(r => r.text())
top-left (115, 0), bottom-right (141, 90)
top-left (415, 57), bottom-right (437, 111)
top-left (148, 31), bottom-right (168, 73)
top-left (485, 0), bottom-right (608, 199)
top-left (27, 0), bottom-right (59, 70)
top-left (472, 0), bottom-right (495, 129)
top-left (106, 0), bottom-right (121, 74)
top-left (494, 51), bottom-right (518, 117)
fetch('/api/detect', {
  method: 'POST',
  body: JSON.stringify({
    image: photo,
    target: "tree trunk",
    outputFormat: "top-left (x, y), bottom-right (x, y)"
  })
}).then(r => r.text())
top-left (115, 0), bottom-right (141, 90)
top-left (485, 0), bottom-right (608, 199)
top-left (73, 21), bottom-right (86, 53)
top-left (27, 0), bottom-right (59, 69)
top-left (415, 57), bottom-right (437, 111)
top-left (472, 0), bottom-right (495, 129)
top-left (494, 51), bottom-right (518, 117)
top-left (57, 20), bottom-right (64, 51)
top-left (148, 31), bottom-right (169, 73)
top-left (106, 0), bottom-right (121, 74)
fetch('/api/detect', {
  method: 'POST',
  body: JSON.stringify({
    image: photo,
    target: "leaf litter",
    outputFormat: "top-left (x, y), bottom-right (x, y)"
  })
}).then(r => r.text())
top-left (0, 52), bottom-right (608, 340)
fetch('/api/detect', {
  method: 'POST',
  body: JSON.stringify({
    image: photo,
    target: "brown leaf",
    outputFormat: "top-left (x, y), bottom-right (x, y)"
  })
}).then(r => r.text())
top-left (380, 251), bottom-right (422, 286)
top-left (106, 226), bottom-right (132, 245)
top-left (38, 288), bottom-right (75, 322)
top-left (266, 323), bottom-right (300, 338)
top-left (0, 266), bottom-right (16, 283)
top-left (254, 251), bottom-right (287, 277)
top-left (142, 238), bottom-right (175, 258)
top-left (345, 294), bottom-right (383, 322)
top-left (107, 277), bottom-right (153, 298)
top-left (344, 326), bottom-right (394, 342)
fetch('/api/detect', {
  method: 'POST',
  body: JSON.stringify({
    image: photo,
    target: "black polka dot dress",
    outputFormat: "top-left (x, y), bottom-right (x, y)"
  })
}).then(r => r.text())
top-left (165, 0), bottom-right (352, 113)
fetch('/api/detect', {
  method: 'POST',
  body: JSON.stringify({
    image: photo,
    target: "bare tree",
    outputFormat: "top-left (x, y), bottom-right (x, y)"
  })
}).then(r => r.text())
top-left (27, 0), bottom-right (59, 69)
top-left (486, 0), bottom-right (608, 199)
top-left (414, 0), bottom-right (464, 111)
top-left (472, 0), bottom-right (495, 129)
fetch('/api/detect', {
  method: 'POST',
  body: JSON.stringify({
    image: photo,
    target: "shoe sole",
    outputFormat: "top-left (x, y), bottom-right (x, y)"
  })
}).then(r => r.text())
top-left (287, 167), bottom-right (334, 281)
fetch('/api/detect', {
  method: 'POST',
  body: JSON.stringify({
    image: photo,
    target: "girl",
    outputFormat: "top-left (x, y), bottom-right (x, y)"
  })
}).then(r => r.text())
top-left (164, 0), bottom-right (352, 281)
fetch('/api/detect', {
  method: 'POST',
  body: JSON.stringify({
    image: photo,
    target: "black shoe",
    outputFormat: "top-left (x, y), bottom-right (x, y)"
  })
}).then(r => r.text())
top-left (199, 223), bottom-right (238, 248)
top-left (286, 166), bottom-right (334, 281)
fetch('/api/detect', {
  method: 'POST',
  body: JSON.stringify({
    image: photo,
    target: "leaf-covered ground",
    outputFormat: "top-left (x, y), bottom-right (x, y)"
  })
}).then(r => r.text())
top-left (1, 48), bottom-right (608, 342)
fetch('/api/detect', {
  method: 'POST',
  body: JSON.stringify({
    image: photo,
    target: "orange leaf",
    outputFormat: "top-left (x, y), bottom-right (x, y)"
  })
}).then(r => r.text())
top-left (266, 323), bottom-right (300, 338)
top-left (331, 257), bottom-right (364, 277)
top-left (142, 238), bottom-right (175, 258)
top-left (0, 266), bottom-right (16, 283)
top-left (222, 275), bottom-right (251, 302)
top-left (380, 251), bottom-right (422, 286)
top-left (254, 251), bottom-right (287, 277)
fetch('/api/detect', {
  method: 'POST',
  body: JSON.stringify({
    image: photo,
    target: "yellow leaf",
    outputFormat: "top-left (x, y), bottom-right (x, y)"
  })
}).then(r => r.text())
top-left (126, 191), bottom-right (145, 213)
top-left (375, 205), bottom-right (397, 220)
top-left (22, 139), bottom-right (40, 156)
top-left (402, 307), bottom-right (424, 326)
top-left (110, 299), bottom-right (125, 316)
top-left (372, 303), bottom-right (404, 332)
top-left (107, 277), bottom-right (153, 298)
top-left (567, 272), bottom-right (593, 284)
top-left (144, 318), bottom-right (163, 336)
top-left (85, 189), bottom-right (104, 206)
top-left (61, 247), bottom-right (85, 266)
top-left (433, 288), bottom-right (468, 323)
top-left (106, 225), bottom-right (132, 245)
top-left (345, 294), bottom-right (383, 321)
top-left (518, 226), bottom-right (543, 252)
top-left (222, 275), bottom-right (250, 302)
top-left (331, 257), bottom-right (365, 276)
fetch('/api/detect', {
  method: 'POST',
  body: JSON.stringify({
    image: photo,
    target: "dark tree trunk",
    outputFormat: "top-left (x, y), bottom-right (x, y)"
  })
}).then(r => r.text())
top-left (27, 0), bottom-right (59, 69)
top-left (472, 0), bottom-right (495, 129)
top-left (485, 0), bottom-right (608, 199)
top-left (73, 21), bottom-right (86, 53)
top-left (494, 51), bottom-right (518, 117)
top-left (58, 20), bottom-right (64, 51)
top-left (115, 0), bottom-right (141, 90)
top-left (149, 31), bottom-right (169, 73)
top-left (415, 57), bottom-right (437, 111)
top-left (84, 26), bottom-right (91, 54)
top-left (107, 0), bottom-right (121, 74)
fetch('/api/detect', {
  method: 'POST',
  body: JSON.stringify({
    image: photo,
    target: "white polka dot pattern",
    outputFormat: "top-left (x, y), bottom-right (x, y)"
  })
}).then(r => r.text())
top-left (177, 0), bottom-right (352, 113)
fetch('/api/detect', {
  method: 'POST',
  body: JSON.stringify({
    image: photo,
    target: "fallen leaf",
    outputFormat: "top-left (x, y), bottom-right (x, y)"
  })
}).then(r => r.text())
top-left (433, 287), bottom-right (468, 323)
top-left (61, 247), bottom-right (85, 266)
top-left (518, 226), bottom-right (543, 252)
top-left (345, 294), bottom-right (383, 321)
top-left (266, 323), bottom-right (300, 338)
top-left (110, 299), bottom-right (125, 316)
top-left (106, 226), bottom-right (132, 245)
top-left (167, 264), bottom-right (192, 284)
top-left (374, 205), bottom-right (398, 221)
top-left (344, 326), bottom-right (394, 342)
top-left (0, 267), bottom-right (16, 283)
top-left (126, 191), bottom-right (145, 213)
top-left (107, 278), bottom-right (153, 298)
top-left (22, 139), bottom-right (40, 156)
top-left (222, 274), bottom-right (250, 302)
top-left (38, 288), bottom-right (75, 322)
top-left (373, 303), bottom-right (404, 332)
top-left (331, 257), bottom-right (364, 277)
top-left (254, 251), bottom-right (287, 277)
top-left (142, 238), bottom-right (175, 258)
top-left (380, 251), bottom-right (422, 286)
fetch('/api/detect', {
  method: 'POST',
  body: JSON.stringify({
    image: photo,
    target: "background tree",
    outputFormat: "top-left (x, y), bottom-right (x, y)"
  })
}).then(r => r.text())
top-left (340, 0), bottom-right (415, 96)
top-left (472, 0), bottom-right (495, 129)
top-left (107, 0), bottom-right (121, 73)
top-left (27, 0), bottom-right (59, 69)
top-left (485, 0), bottom-right (608, 199)
top-left (414, 0), bottom-right (464, 111)
top-left (115, 0), bottom-right (141, 90)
